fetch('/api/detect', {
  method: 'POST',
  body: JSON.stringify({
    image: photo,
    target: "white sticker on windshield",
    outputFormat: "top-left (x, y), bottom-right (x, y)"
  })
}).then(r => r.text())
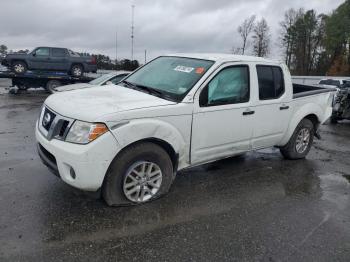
top-left (178, 87), bottom-right (187, 93)
top-left (174, 65), bottom-right (194, 73)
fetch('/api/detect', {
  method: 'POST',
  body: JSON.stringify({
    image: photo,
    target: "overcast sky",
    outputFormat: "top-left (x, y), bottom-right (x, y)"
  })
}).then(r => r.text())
top-left (0, 0), bottom-right (345, 62)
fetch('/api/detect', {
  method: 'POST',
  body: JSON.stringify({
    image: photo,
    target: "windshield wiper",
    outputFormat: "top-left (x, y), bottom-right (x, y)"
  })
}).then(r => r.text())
top-left (121, 80), bottom-right (176, 102)
top-left (121, 80), bottom-right (137, 89)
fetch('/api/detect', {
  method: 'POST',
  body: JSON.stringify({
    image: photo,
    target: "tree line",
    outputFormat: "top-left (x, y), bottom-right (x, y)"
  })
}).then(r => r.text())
top-left (235, 0), bottom-right (350, 76)
top-left (78, 53), bottom-right (139, 71)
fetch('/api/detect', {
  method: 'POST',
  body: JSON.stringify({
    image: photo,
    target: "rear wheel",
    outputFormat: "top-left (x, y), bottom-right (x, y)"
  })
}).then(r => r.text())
top-left (46, 80), bottom-right (61, 93)
top-left (12, 61), bottom-right (27, 74)
top-left (103, 142), bottom-right (175, 206)
top-left (280, 119), bottom-right (314, 160)
top-left (71, 64), bottom-right (84, 77)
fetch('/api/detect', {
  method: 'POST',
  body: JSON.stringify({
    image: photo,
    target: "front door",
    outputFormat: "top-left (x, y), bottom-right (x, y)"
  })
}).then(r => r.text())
top-left (28, 47), bottom-right (50, 70)
top-left (191, 64), bottom-right (255, 165)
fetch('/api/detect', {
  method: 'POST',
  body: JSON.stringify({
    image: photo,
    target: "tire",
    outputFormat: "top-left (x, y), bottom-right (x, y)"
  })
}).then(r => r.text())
top-left (12, 61), bottom-right (27, 74)
top-left (17, 84), bottom-right (28, 91)
top-left (330, 115), bottom-right (338, 124)
top-left (71, 64), bottom-right (84, 77)
top-left (103, 142), bottom-right (175, 206)
top-left (280, 119), bottom-right (314, 160)
top-left (46, 80), bottom-right (61, 93)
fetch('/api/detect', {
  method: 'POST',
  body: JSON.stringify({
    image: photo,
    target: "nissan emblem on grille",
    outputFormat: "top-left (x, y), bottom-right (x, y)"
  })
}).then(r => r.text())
top-left (42, 112), bottom-right (52, 128)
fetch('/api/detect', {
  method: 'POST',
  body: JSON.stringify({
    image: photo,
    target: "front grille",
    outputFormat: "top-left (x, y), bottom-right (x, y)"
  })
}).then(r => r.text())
top-left (39, 106), bottom-right (73, 141)
top-left (59, 120), bottom-right (70, 137)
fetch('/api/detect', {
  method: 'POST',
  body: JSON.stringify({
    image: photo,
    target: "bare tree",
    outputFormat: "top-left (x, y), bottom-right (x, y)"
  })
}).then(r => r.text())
top-left (231, 46), bottom-right (242, 55)
top-left (237, 15), bottom-right (256, 55)
top-left (252, 18), bottom-right (271, 57)
top-left (279, 8), bottom-right (304, 68)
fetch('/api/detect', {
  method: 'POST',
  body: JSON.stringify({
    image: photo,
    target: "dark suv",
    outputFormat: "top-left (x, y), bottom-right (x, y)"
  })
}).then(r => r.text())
top-left (1, 47), bottom-right (97, 77)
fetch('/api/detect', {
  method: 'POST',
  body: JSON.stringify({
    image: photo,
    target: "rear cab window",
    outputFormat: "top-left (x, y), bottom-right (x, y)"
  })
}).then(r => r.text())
top-left (256, 65), bottom-right (285, 100)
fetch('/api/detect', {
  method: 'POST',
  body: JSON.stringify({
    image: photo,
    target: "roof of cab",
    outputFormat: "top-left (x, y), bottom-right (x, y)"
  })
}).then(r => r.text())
top-left (167, 53), bottom-right (281, 64)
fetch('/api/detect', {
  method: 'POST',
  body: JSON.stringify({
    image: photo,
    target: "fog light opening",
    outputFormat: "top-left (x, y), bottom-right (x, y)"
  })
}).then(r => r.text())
top-left (70, 167), bottom-right (76, 180)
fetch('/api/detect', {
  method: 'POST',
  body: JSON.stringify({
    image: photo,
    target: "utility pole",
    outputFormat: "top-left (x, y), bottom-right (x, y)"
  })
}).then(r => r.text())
top-left (144, 49), bottom-right (147, 64)
top-left (131, 4), bottom-right (135, 61)
top-left (115, 31), bottom-right (118, 69)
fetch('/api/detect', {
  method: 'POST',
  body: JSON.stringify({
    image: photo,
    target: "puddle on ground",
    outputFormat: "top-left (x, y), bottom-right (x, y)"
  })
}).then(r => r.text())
top-left (320, 173), bottom-right (350, 211)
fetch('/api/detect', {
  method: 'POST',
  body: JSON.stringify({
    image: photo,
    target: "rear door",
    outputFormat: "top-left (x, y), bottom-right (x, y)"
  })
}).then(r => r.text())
top-left (28, 47), bottom-right (50, 70)
top-left (191, 63), bottom-right (255, 164)
top-left (50, 48), bottom-right (69, 70)
top-left (251, 65), bottom-right (292, 149)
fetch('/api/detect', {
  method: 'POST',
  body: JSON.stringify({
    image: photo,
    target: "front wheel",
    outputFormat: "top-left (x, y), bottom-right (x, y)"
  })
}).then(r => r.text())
top-left (46, 80), bottom-right (61, 93)
top-left (12, 61), bottom-right (27, 74)
top-left (103, 142), bottom-right (175, 206)
top-left (280, 119), bottom-right (314, 160)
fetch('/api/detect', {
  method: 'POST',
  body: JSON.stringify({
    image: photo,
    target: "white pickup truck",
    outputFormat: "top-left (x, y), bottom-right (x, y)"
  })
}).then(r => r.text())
top-left (36, 54), bottom-right (335, 206)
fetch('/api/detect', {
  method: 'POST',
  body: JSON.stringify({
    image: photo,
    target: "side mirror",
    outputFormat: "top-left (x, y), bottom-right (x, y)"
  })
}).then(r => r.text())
top-left (199, 86), bottom-right (208, 107)
top-left (32, 52), bottom-right (36, 57)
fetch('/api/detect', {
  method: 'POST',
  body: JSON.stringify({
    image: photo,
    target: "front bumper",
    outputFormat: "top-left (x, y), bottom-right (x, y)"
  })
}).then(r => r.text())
top-left (36, 125), bottom-right (120, 191)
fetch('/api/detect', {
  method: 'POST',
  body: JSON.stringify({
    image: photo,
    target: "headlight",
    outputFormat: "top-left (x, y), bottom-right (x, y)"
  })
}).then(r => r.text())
top-left (65, 120), bottom-right (108, 144)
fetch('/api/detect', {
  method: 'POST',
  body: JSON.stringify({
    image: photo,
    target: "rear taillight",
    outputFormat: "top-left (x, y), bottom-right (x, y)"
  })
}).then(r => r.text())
top-left (91, 56), bottom-right (96, 65)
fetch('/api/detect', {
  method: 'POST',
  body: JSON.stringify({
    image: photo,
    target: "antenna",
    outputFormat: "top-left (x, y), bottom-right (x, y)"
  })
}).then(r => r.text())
top-left (131, 4), bottom-right (135, 61)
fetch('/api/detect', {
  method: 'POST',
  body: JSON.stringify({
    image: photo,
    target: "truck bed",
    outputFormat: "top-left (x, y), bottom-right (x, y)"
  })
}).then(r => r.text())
top-left (293, 83), bottom-right (336, 99)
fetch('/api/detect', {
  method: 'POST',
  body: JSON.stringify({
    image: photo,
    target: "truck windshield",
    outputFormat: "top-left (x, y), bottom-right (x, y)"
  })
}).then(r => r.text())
top-left (123, 56), bottom-right (214, 102)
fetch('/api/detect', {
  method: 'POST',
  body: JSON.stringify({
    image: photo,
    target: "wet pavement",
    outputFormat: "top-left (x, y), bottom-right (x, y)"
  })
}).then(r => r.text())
top-left (1, 84), bottom-right (350, 261)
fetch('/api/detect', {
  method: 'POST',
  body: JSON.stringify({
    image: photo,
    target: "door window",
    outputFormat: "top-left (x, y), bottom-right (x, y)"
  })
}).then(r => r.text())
top-left (52, 48), bottom-right (66, 57)
top-left (34, 47), bottom-right (49, 56)
top-left (257, 65), bottom-right (285, 100)
top-left (200, 66), bottom-right (249, 106)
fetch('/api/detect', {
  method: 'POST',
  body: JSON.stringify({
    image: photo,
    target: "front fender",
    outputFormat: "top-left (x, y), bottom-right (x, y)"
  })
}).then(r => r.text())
top-left (279, 103), bottom-right (324, 146)
top-left (109, 118), bottom-right (190, 168)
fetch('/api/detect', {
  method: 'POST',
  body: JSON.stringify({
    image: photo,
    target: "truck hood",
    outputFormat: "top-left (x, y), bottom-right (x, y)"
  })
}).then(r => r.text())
top-left (54, 83), bottom-right (94, 92)
top-left (44, 85), bottom-right (177, 122)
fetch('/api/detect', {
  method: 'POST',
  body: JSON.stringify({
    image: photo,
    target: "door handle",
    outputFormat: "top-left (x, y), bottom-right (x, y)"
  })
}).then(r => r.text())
top-left (243, 110), bottom-right (255, 116)
top-left (280, 105), bottom-right (289, 110)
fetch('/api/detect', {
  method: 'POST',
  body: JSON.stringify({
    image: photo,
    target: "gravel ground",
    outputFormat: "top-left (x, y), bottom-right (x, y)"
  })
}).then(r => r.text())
top-left (1, 82), bottom-right (350, 261)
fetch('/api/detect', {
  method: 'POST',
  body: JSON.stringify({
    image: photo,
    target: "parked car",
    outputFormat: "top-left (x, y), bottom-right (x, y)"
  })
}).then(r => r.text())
top-left (53, 71), bottom-right (130, 92)
top-left (318, 78), bottom-right (350, 89)
top-left (1, 47), bottom-right (97, 77)
top-left (318, 78), bottom-right (350, 108)
top-left (36, 54), bottom-right (335, 206)
top-left (331, 84), bottom-right (350, 123)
